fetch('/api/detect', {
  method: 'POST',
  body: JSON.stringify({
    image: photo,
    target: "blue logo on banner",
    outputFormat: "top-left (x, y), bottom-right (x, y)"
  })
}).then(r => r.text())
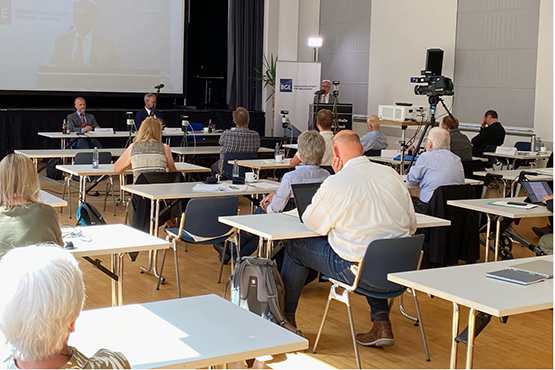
top-left (280, 79), bottom-right (292, 92)
top-left (0, 0), bottom-right (11, 25)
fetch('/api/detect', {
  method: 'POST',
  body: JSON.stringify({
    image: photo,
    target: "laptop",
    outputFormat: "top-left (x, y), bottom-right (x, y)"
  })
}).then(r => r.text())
top-left (508, 260), bottom-right (553, 278)
top-left (521, 180), bottom-right (553, 205)
top-left (291, 182), bottom-right (323, 222)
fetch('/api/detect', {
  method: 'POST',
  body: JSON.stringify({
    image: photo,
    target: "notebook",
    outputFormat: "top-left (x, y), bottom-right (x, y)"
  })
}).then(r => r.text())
top-left (521, 180), bottom-right (553, 205)
top-left (291, 183), bottom-right (323, 222)
top-left (508, 260), bottom-right (553, 278)
top-left (485, 269), bottom-right (545, 285)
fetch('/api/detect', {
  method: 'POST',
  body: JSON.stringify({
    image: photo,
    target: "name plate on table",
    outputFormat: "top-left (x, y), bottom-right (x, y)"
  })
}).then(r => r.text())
top-left (495, 146), bottom-right (517, 156)
top-left (92, 128), bottom-right (114, 134)
top-left (163, 127), bottom-right (182, 134)
top-left (381, 149), bottom-right (401, 158)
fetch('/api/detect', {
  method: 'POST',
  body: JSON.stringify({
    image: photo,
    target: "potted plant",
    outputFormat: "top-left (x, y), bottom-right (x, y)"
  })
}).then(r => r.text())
top-left (255, 54), bottom-right (277, 135)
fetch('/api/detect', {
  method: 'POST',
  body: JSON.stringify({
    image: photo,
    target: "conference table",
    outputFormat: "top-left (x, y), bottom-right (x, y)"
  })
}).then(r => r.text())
top-left (15, 148), bottom-right (126, 168)
top-left (39, 189), bottom-right (67, 208)
top-left (62, 224), bottom-right (170, 306)
top-left (482, 151), bottom-right (552, 170)
top-left (229, 158), bottom-right (295, 176)
top-left (447, 197), bottom-right (553, 262)
top-left (219, 212), bottom-right (451, 258)
top-left (473, 168), bottom-right (553, 197)
top-left (171, 146), bottom-right (274, 161)
top-left (388, 255), bottom-right (553, 369)
top-left (69, 294), bottom-right (308, 368)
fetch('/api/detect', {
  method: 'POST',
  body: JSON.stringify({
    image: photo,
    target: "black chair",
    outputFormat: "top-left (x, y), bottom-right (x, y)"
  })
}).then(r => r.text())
top-left (513, 141), bottom-right (534, 169)
top-left (312, 235), bottom-right (429, 368)
top-left (364, 149), bottom-right (381, 156)
top-left (320, 165), bottom-right (335, 175)
top-left (221, 152), bottom-right (257, 179)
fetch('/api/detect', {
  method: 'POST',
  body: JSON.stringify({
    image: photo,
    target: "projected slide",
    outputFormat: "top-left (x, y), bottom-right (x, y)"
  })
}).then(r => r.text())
top-left (0, 0), bottom-right (185, 93)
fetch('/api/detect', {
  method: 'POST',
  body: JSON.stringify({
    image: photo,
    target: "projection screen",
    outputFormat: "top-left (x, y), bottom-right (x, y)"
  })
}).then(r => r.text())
top-left (0, 0), bottom-right (185, 93)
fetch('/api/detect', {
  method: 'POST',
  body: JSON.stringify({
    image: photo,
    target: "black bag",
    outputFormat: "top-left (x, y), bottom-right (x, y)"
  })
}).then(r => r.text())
top-left (224, 256), bottom-right (299, 333)
top-left (76, 202), bottom-right (107, 226)
top-left (46, 158), bottom-right (63, 180)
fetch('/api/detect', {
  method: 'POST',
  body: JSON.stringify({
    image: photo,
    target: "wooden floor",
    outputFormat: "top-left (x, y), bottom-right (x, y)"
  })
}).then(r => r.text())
top-left (40, 175), bottom-right (553, 369)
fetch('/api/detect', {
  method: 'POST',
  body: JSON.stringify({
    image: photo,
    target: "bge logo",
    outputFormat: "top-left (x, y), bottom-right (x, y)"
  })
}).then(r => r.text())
top-left (280, 79), bottom-right (292, 92)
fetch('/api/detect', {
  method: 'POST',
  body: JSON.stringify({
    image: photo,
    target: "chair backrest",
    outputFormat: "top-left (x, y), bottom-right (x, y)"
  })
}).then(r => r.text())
top-left (221, 152), bottom-right (258, 178)
top-left (358, 234), bottom-right (425, 291)
top-left (186, 122), bottom-right (204, 131)
top-left (461, 159), bottom-right (486, 179)
top-left (364, 149), bottom-right (381, 157)
top-left (183, 196), bottom-right (239, 238)
top-left (74, 151), bottom-right (112, 164)
top-left (135, 171), bottom-right (185, 185)
top-left (515, 141), bottom-right (531, 151)
top-left (320, 165), bottom-right (335, 175)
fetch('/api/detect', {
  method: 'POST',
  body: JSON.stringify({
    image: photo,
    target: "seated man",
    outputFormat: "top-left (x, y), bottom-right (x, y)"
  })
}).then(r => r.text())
top-left (210, 107), bottom-right (260, 176)
top-left (406, 127), bottom-right (465, 213)
top-left (216, 130), bottom-right (331, 263)
top-left (0, 245), bottom-right (130, 369)
top-left (360, 115), bottom-right (388, 154)
top-left (471, 110), bottom-right (505, 157)
top-left (135, 93), bottom-right (164, 130)
top-left (66, 97), bottom-right (102, 149)
top-left (290, 109), bottom-right (334, 167)
top-left (281, 130), bottom-right (417, 347)
top-left (440, 115), bottom-right (472, 161)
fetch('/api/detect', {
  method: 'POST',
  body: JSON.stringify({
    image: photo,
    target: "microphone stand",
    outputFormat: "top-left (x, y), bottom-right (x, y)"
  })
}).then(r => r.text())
top-left (125, 112), bottom-right (134, 148)
top-left (313, 94), bottom-right (321, 131)
top-left (332, 90), bottom-right (340, 134)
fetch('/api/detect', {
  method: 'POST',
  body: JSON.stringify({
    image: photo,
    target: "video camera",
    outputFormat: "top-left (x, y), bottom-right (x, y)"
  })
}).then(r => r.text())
top-left (411, 72), bottom-right (454, 97)
top-left (281, 110), bottom-right (291, 129)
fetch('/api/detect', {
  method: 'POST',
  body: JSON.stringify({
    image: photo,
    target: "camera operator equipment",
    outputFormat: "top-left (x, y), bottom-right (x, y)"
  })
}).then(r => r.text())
top-left (331, 80), bottom-right (341, 133)
top-left (180, 115), bottom-right (195, 147)
top-left (281, 110), bottom-right (294, 147)
top-left (126, 111), bottom-right (134, 147)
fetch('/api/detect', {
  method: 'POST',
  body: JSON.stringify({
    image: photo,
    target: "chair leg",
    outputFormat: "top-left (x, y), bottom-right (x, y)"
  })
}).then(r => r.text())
top-left (346, 295), bottom-right (362, 369)
top-left (412, 289), bottom-right (431, 361)
top-left (156, 249), bottom-right (168, 290)
top-left (103, 180), bottom-right (109, 211)
top-left (399, 292), bottom-right (418, 323)
top-left (218, 240), bottom-right (228, 284)
top-left (312, 289), bottom-right (333, 354)
top-left (169, 237), bottom-right (181, 298)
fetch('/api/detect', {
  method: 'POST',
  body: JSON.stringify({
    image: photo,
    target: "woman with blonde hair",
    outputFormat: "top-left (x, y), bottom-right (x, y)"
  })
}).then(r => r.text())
top-left (114, 117), bottom-right (176, 182)
top-left (0, 153), bottom-right (63, 256)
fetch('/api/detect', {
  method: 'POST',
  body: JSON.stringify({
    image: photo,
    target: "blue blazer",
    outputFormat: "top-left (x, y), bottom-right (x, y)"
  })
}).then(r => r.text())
top-left (134, 108), bottom-right (164, 130)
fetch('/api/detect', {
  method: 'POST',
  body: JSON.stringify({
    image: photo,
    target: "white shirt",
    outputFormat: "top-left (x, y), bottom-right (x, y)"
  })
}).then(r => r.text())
top-left (302, 156), bottom-right (417, 262)
top-left (319, 130), bottom-right (334, 166)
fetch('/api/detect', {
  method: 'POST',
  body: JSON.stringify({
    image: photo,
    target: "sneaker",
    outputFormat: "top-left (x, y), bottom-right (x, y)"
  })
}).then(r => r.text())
top-left (532, 225), bottom-right (553, 238)
top-left (356, 321), bottom-right (394, 347)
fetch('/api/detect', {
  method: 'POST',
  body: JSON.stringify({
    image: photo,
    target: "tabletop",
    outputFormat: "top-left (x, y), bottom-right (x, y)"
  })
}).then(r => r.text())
top-left (121, 179), bottom-right (280, 200)
top-left (15, 148), bottom-right (126, 158)
top-left (473, 168), bottom-right (553, 181)
top-left (388, 255), bottom-right (553, 317)
top-left (483, 151), bottom-right (552, 160)
top-left (38, 131), bottom-right (222, 139)
top-left (56, 163), bottom-right (210, 176)
top-left (39, 190), bottom-right (67, 208)
top-left (447, 197), bottom-right (553, 219)
top-left (62, 224), bottom-right (170, 257)
top-left (172, 146), bottom-right (274, 155)
top-left (230, 158), bottom-right (294, 170)
top-left (69, 294), bottom-right (308, 369)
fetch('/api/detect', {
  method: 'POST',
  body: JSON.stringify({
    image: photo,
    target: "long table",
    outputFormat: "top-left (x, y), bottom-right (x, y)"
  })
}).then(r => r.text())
top-left (229, 158), bottom-right (294, 175)
top-left (389, 255), bottom-right (553, 369)
top-left (69, 294), bottom-right (308, 368)
top-left (63, 224), bottom-right (170, 306)
top-left (39, 189), bottom-right (67, 208)
top-left (482, 151), bottom-right (552, 170)
top-left (171, 146), bottom-right (274, 161)
top-left (473, 168), bottom-right (553, 197)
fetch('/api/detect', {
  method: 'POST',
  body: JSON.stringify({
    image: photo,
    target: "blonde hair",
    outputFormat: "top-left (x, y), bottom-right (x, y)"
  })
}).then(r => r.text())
top-left (0, 153), bottom-right (40, 210)
top-left (134, 117), bottom-right (162, 144)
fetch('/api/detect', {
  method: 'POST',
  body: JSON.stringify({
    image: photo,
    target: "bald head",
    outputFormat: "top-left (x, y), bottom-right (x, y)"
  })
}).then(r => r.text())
top-left (333, 130), bottom-right (364, 163)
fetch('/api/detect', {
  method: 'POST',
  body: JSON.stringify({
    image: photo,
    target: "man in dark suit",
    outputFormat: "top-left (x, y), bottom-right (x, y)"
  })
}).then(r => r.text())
top-left (66, 97), bottom-right (102, 149)
top-left (471, 110), bottom-right (506, 157)
top-left (134, 93), bottom-right (164, 130)
top-left (49, 0), bottom-right (120, 68)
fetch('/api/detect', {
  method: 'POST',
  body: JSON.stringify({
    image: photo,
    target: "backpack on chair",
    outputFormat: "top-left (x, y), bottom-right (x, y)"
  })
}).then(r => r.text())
top-left (76, 202), bottom-right (107, 226)
top-left (224, 256), bottom-right (299, 334)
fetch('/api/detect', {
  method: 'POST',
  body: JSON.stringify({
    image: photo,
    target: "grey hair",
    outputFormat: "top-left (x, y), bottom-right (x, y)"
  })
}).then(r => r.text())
top-left (144, 93), bottom-right (156, 103)
top-left (0, 245), bottom-right (85, 362)
top-left (298, 130), bottom-right (326, 165)
top-left (427, 127), bottom-right (450, 150)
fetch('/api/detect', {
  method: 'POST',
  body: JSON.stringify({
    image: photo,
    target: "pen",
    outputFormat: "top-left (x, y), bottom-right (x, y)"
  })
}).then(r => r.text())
top-left (229, 185), bottom-right (239, 190)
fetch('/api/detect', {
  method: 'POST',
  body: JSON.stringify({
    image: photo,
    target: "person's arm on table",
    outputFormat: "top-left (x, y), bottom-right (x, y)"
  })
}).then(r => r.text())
top-left (405, 154), bottom-right (426, 187)
top-left (113, 145), bottom-right (133, 172)
top-left (289, 152), bottom-right (301, 167)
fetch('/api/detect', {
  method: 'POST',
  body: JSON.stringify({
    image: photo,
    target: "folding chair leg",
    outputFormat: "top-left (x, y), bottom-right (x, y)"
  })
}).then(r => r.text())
top-left (312, 290), bottom-right (333, 354)
top-left (111, 176), bottom-right (116, 216)
top-left (156, 249), bottom-right (167, 290)
top-left (218, 240), bottom-right (228, 283)
top-left (399, 292), bottom-right (418, 323)
top-left (412, 289), bottom-right (431, 361)
top-left (346, 296), bottom-right (362, 369)
top-left (103, 181), bottom-right (109, 211)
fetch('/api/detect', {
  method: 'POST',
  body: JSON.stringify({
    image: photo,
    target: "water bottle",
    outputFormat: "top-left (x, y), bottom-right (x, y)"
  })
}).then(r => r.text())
top-left (232, 159), bottom-right (239, 178)
top-left (208, 119), bottom-right (213, 133)
top-left (62, 119), bottom-right (67, 134)
top-left (274, 143), bottom-right (280, 157)
top-left (530, 134), bottom-right (536, 153)
top-left (92, 147), bottom-right (99, 169)
top-left (535, 137), bottom-right (542, 152)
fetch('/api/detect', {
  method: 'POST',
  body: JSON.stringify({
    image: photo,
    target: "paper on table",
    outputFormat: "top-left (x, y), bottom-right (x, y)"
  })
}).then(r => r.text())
top-left (282, 208), bottom-right (299, 217)
top-left (488, 201), bottom-right (537, 210)
top-left (192, 184), bottom-right (248, 192)
top-left (246, 182), bottom-right (278, 190)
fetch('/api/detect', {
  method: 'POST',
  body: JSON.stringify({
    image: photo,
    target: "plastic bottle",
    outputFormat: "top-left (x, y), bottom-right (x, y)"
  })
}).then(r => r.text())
top-left (530, 134), bottom-right (536, 153)
top-left (536, 137), bottom-right (542, 152)
top-left (62, 119), bottom-right (67, 134)
top-left (232, 159), bottom-right (239, 178)
top-left (92, 147), bottom-right (99, 169)
top-left (208, 119), bottom-right (213, 133)
top-left (274, 143), bottom-right (280, 157)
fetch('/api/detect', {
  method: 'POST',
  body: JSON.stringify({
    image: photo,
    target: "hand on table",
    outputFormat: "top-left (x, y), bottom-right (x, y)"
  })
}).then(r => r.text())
top-left (83, 126), bottom-right (93, 133)
top-left (260, 192), bottom-right (275, 211)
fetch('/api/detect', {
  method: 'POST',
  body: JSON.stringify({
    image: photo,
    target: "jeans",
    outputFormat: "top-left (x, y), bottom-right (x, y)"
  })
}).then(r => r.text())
top-left (281, 236), bottom-right (390, 322)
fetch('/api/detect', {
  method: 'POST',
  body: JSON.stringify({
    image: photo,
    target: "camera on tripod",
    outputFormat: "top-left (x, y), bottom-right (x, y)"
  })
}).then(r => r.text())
top-left (281, 110), bottom-right (291, 129)
top-left (411, 73), bottom-right (454, 97)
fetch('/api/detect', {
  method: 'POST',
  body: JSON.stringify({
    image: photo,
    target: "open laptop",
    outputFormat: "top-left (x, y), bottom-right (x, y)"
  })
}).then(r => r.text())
top-left (291, 182), bottom-right (323, 222)
top-left (521, 180), bottom-right (553, 205)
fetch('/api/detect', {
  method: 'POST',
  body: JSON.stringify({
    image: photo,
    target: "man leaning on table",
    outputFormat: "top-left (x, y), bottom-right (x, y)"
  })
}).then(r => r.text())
top-left (471, 110), bottom-right (505, 157)
top-left (281, 130), bottom-right (417, 347)
top-left (66, 97), bottom-right (102, 149)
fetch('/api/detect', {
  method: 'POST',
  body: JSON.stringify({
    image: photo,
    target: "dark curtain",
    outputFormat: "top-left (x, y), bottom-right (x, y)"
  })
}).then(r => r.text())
top-left (226, 0), bottom-right (264, 111)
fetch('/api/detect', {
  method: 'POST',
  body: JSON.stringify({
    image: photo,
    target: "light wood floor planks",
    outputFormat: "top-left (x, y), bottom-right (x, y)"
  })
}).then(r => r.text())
top-left (40, 175), bottom-right (553, 369)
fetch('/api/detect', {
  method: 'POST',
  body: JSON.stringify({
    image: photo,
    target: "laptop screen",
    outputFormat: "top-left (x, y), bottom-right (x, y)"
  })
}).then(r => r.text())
top-left (522, 180), bottom-right (553, 204)
top-left (291, 183), bottom-right (323, 222)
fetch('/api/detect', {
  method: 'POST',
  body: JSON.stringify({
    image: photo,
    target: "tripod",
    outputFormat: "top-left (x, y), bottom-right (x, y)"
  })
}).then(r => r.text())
top-left (332, 90), bottom-right (339, 134)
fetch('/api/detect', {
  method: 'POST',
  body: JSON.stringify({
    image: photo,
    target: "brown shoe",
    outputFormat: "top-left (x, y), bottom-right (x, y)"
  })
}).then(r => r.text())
top-left (356, 321), bottom-right (394, 347)
top-left (532, 225), bottom-right (553, 238)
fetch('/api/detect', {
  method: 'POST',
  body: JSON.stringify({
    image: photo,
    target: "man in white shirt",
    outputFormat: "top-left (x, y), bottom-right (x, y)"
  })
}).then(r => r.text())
top-left (281, 130), bottom-right (417, 347)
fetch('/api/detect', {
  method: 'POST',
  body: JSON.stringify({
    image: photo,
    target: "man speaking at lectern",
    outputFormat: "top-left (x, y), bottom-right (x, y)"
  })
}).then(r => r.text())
top-left (314, 80), bottom-right (338, 104)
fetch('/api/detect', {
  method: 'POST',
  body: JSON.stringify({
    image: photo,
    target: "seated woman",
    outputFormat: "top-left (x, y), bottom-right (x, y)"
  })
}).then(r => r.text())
top-left (0, 153), bottom-right (63, 257)
top-left (216, 130), bottom-right (330, 263)
top-left (0, 245), bottom-right (130, 369)
top-left (114, 117), bottom-right (177, 182)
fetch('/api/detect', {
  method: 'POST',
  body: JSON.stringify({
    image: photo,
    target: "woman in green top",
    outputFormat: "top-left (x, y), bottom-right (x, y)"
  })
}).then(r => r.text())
top-left (0, 153), bottom-right (63, 256)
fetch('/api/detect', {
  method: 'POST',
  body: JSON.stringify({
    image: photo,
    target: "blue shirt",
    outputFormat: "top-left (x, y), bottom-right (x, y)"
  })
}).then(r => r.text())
top-left (360, 131), bottom-right (388, 152)
top-left (406, 149), bottom-right (465, 203)
top-left (267, 165), bottom-right (330, 214)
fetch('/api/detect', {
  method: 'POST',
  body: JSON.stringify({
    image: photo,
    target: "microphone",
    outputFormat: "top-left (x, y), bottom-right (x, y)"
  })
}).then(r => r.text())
top-left (333, 80), bottom-right (340, 91)
top-left (154, 84), bottom-right (165, 89)
top-left (314, 89), bottom-right (326, 95)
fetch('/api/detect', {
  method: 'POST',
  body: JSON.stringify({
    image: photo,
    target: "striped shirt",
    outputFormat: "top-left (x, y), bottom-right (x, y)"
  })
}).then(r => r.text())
top-left (130, 141), bottom-right (167, 183)
top-left (219, 127), bottom-right (260, 161)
